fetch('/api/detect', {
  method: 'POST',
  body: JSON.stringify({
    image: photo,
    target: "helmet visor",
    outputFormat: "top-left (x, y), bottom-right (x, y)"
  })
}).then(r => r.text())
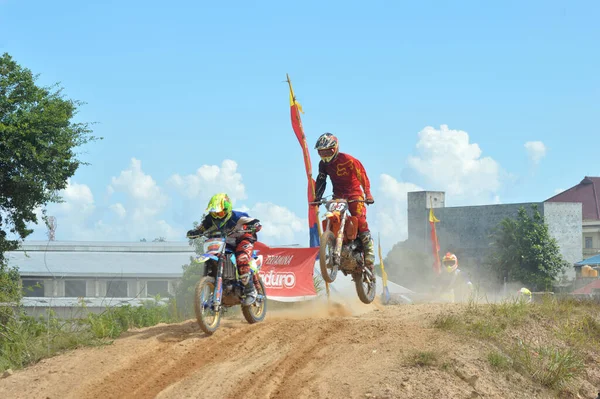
top-left (208, 209), bottom-right (227, 219)
top-left (318, 148), bottom-right (336, 159)
top-left (442, 259), bottom-right (455, 267)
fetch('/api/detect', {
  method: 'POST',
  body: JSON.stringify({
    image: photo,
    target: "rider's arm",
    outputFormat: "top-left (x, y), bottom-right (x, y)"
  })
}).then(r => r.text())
top-left (314, 161), bottom-right (327, 201)
top-left (351, 156), bottom-right (373, 200)
top-left (186, 216), bottom-right (214, 238)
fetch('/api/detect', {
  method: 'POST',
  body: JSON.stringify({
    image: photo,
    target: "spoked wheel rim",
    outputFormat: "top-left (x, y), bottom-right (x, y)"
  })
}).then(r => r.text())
top-left (198, 280), bottom-right (219, 329)
top-left (249, 282), bottom-right (266, 318)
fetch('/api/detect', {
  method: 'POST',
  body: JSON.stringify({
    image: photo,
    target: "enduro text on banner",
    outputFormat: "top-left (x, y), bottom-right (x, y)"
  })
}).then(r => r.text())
top-left (254, 242), bottom-right (319, 302)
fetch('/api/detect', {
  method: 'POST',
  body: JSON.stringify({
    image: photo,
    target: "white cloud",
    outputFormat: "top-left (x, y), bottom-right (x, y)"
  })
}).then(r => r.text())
top-left (524, 141), bottom-right (547, 164)
top-left (168, 159), bottom-right (246, 204)
top-left (109, 203), bottom-right (126, 219)
top-left (56, 178), bottom-right (95, 215)
top-left (26, 159), bottom-right (178, 242)
top-left (406, 124), bottom-right (501, 203)
top-left (22, 158), bottom-right (307, 246)
top-left (374, 174), bottom-right (423, 251)
top-left (554, 188), bottom-right (565, 195)
top-left (249, 202), bottom-right (308, 246)
top-left (103, 158), bottom-right (175, 239)
top-left (26, 179), bottom-right (97, 240)
top-left (108, 158), bottom-right (168, 220)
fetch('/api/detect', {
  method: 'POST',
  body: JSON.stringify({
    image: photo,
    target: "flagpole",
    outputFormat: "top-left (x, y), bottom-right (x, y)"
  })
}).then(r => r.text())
top-left (286, 74), bottom-right (329, 300)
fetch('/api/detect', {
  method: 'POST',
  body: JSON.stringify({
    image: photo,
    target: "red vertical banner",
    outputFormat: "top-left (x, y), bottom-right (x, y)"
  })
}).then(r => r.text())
top-left (429, 207), bottom-right (441, 274)
top-left (286, 74), bottom-right (320, 247)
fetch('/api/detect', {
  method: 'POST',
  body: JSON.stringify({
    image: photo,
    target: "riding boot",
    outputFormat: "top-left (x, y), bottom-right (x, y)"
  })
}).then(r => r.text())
top-left (240, 273), bottom-right (257, 306)
top-left (359, 231), bottom-right (375, 272)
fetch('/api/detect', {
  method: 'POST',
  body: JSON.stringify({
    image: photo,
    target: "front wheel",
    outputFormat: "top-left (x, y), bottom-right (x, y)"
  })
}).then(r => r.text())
top-left (354, 271), bottom-right (376, 304)
top-left (242, 277), bottom-right (267, 324)
top-left (194, 276), bottom-right (222, 335)
top-left (319, 230), bottom-right (338, 283)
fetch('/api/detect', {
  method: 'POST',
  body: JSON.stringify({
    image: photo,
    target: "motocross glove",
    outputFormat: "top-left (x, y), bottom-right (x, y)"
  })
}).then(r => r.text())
top-left (186, 227), bottom-right (204, 239)
top-left (365, 195), bottom-right (375, 205)
top-left (243, 221), bottom-right (262, 233)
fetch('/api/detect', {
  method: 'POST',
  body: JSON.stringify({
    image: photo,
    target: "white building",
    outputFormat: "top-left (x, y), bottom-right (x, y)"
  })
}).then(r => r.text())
top-left (6, 240), bottom-right (195, 317)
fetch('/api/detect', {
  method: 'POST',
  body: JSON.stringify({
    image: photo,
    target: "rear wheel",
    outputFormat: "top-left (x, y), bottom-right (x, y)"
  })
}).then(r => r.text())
top-left (194, 276), bottom-right (222, 335)
top-left (354, 271), bottom-right (376, 304)
top-left (242, 277), bottom-right (267, 324)
top-left (319, 230), bottom-right (338, 283)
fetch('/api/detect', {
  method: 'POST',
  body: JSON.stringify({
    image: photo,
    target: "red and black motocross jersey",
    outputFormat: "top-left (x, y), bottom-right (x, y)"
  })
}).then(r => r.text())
top-left (315, 152), bottom-right (372, 200)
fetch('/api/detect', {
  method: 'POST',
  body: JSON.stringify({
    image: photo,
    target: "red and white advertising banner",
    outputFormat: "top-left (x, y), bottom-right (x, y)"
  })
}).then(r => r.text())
top-left (254, 242), bottom-right (318, 302)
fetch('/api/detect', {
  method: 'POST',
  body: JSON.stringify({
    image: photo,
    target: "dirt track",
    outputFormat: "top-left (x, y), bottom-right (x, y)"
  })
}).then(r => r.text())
top-left (0, 299), bottom-right (566, 399)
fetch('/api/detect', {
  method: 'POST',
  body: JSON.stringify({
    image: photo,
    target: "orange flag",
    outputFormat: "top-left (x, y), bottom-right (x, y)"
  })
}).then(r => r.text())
top-left (429, 207), bottom-right (441, 274)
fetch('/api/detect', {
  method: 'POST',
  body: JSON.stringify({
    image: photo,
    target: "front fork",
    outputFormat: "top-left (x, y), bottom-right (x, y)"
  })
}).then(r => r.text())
top-left (333, 212), bottom-right (347, 264)
top-left (212, 257), bottom-right (224, 312)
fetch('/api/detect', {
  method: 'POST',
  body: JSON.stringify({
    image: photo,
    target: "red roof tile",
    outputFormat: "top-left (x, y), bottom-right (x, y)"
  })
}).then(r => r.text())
top-left (572, 279), bottom-right (600, 295)
top-left (546, 176), bottom-right (600, 220)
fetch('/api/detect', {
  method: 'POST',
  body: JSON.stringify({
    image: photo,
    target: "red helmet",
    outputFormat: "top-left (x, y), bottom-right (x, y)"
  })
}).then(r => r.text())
top-left (315, 133), bottom-right (339, 163)
top-left (442, 252), bottom-right (458, 273)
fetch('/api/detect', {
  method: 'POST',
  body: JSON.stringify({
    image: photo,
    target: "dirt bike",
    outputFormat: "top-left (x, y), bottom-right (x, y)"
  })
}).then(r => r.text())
top-left (191, 228), bottom-right (267, 335)
top-left (312, 198), bottom-right (377, 304)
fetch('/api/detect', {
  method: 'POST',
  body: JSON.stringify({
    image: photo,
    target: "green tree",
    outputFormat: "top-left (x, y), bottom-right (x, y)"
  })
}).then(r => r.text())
top-left (172, 220), bottom-right (205, 318)
top-left (486, 204), bottom-right (568, 291)
top-left (0, 53), bottom-right (99, 262)
top-left (0, 262), bottom-right (20, 302)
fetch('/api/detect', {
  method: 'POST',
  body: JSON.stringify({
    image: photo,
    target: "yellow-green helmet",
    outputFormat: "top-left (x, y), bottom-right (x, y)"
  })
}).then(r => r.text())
top-left (206, 193), bottom-right (232, 223)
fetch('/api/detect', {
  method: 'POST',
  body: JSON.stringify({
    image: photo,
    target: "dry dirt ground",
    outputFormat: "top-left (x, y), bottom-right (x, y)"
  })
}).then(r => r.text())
top-left (0, 298), bottom-right (596, 399)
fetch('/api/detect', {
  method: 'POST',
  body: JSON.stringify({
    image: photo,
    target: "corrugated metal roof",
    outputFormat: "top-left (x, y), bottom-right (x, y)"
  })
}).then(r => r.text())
top-left (546, 176), bottom-right (600, 220)
top-left (14, 240), bottom-right (195, 253)
top-left (6, 250), bottom-right (191, 278)
top-left (575, 254), bottom-right (600, 266)
top-left (4, 240), bottom-right (195, 278)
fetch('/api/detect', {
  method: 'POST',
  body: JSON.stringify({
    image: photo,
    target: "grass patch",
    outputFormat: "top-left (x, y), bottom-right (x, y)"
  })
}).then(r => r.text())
top-left (509, 342), bottom-right (585, 389)
top-left (433, 296), bottom-right (597, 391)
top-left (0, 299), bottom-right (176, 372)
top-left (487, 350), bottom-right (511, 371)
top-left (433, 299), bottom-right (531, 339)
top-left (432, 313), bottom-right (462, 330)
top-left (407, 351), bottom-right (439, 367)
top-left (556, 313), bottom-right (600, 349)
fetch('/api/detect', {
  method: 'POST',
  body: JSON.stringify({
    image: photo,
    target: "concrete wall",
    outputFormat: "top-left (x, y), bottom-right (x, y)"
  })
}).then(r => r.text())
top-left (542, 202), bottom-right (582, 269)
top-left (406, 191), bottom-right (583, 278)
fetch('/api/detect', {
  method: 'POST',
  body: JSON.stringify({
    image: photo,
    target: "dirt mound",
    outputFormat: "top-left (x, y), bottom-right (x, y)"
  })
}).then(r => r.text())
top-left (0, 300), bottom-right (598, 399)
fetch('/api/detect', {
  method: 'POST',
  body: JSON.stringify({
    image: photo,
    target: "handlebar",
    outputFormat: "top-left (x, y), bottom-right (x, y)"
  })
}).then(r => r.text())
top-left (187, 226), bottom-right (258, 240)
top-left (309, 199), bottom-right (371, 206)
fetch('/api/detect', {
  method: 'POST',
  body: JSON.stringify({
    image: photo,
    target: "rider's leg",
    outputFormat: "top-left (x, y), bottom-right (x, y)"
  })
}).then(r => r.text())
top-left (235, 234), bottom-right (257, 306)
top-left (349, 200), bottom-right (375, 271)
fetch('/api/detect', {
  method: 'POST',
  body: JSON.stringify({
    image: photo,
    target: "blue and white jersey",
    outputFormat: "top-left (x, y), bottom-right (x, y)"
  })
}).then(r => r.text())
top-left (201, 210), bottom-right (259, 246)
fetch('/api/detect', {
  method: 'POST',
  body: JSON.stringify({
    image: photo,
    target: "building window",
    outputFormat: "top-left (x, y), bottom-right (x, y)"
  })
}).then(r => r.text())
top-left (106, 280), bottom-right (128, 298)
top-left (147, 281), bottom-right (169, 297)
top-left (65, 280), bottom-right (86, 297)
top-left (585, 237), bottom-right (593, 249)
top-left (22, 279), bottom-right (44, 297)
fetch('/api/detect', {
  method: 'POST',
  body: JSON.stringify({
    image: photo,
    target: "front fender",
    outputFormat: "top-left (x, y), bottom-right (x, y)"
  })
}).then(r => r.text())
top-left (195, 254), bottom-right (219, 263)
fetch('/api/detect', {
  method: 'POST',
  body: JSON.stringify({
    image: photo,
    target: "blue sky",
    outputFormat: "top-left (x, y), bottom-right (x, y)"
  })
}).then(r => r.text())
top-left (1, 0), bottom-right (598, 252)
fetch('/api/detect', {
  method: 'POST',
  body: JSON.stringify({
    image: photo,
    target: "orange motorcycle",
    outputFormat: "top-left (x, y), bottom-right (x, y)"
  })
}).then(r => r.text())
top-left (312, 198), bottom-right (376, 304)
